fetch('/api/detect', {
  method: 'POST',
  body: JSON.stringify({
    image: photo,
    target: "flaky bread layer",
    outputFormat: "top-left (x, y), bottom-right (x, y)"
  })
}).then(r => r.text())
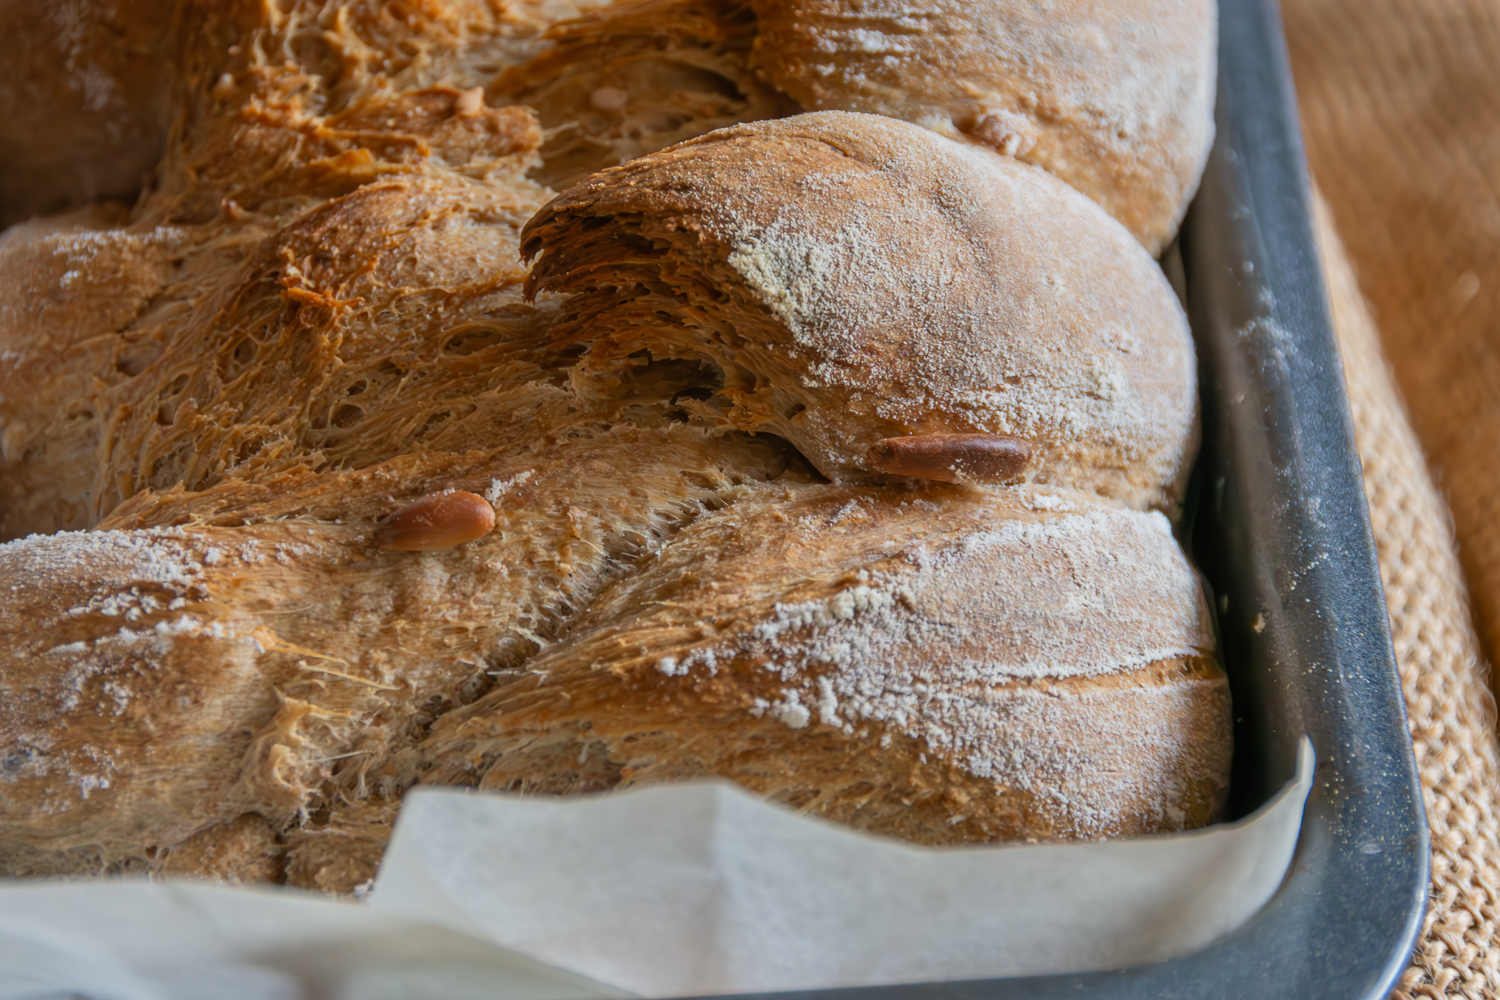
top-left (423, 483), bottom-right (1230, 844)
top-left (522, 113), bottom-right (1198, 513)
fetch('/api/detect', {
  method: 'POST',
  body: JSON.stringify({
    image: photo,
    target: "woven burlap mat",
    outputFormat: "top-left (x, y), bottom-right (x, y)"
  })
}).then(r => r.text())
top-left (1287, 0), bottom-right (1500, 688)
top-left (1312, 193), bottom-right (1500, 997)
top-left (1284, 0), bottom-right (1500, 993)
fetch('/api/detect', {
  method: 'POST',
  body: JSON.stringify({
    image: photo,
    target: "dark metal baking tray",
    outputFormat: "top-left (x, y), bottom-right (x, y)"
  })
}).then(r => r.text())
top-left (0, 0), bottom-right (1425, 995)
top-left (699, 0), bottom-right (1430, 996)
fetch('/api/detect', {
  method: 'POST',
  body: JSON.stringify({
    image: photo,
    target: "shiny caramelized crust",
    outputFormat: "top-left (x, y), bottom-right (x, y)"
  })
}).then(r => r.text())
top-left (748, 0), bottom-right (1217, 254)
top-left (0, 1), bottom-right (1225, 890)
top-left (523, 113), bottom-right (1197, 513)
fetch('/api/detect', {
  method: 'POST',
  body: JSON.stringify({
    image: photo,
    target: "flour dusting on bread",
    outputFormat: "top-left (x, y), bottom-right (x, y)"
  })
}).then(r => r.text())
top-left (0, 0), bottom-right (1225, 887)
top-left (524, 113), bottom-right (1197, 512)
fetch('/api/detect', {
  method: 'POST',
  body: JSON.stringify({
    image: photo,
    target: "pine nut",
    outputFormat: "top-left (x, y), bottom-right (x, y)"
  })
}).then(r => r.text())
top-left (375, 491), bottom-right (495, 551)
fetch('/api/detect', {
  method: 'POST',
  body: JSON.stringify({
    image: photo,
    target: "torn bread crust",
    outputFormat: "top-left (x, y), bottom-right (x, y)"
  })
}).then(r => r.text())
top-left (0, 428), bottom-right (814, 878)
top-left (0, 6), bottom-right (1220, 891)
top-left (421, 484), bottom-right (1229, 843)
top-left (495, 0), bottom-right (799, 190)
top-left (522, 112), bottom-right (1197, 513)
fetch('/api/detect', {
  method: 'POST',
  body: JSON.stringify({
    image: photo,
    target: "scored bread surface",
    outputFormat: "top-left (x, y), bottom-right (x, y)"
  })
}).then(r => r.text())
top-left (0, 0), bottom-right (1226, 891)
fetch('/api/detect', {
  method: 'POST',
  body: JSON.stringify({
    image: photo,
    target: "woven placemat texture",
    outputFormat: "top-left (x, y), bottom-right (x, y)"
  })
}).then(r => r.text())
top-left (1286, 0), bottom-right (1500, 691)
top-left (1314, 193), bottom-right (1500, 998)
top-left (1284, 0), bottom-right (1500, 991)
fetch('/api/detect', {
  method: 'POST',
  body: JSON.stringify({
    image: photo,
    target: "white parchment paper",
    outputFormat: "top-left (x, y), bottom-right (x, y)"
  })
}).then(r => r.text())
top-left (0, 739), bottom-right (1312, 1000)
top-left (0, 880), bottom-right (623, 1000)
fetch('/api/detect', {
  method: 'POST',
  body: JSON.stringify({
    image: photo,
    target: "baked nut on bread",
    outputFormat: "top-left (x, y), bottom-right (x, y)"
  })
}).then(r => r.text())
top-left (749, 0), bottom-right (1217, 254)
top-left (0, 0), bottom-right (1227, 891)
top-left (521, 112), bottom-right (1198, 514)
top-left (497, 0), bottom-right (1214, 252)
top-left (424, 483), bottom-right (1229, 844)
top-left (0, 431), bottom-right (812, 882)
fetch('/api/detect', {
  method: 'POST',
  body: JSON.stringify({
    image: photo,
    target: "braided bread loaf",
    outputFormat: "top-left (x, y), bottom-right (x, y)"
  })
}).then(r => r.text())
top-left (498, 0), bottom-right (1216, 252)
top-left (0, 0), bottom-right (1226, 893)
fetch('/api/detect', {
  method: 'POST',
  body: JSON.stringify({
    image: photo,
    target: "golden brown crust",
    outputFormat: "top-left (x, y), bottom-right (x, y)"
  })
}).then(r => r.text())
top-left (157, 813), bottom-right (284, 884)
top-left (0, 168), bottom-right (559, 540)
top-left (523, 112), bottom-right (1197, 513)
top-left (494, 0), bottom-right (799, 190)
top-left (0, 0), bottom-right (591, 227)
top-left (0, 0), bottom-right (1225, 887)
top-left (0, 0), bottom-right (174, 228)
top-left (0, 428), bottom-right (809, 877)
top-left (0, 0), bottom-right (571, 542)
top-left (747, 0), bottom-right (1217, 254)
top-left (422, 484), bottom-right (1230, 843)
top-left (486, 0), bottom-right (1215, 251)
